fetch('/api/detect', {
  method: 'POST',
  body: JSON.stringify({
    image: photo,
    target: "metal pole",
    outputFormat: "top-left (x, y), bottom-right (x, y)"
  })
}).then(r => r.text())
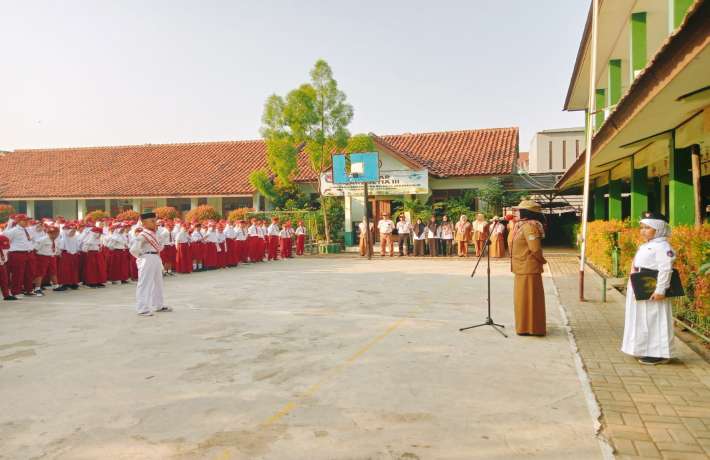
top-left (364, 182), bottom-right (372, 260)
top-left (579, 0), bottom-right (599, 302)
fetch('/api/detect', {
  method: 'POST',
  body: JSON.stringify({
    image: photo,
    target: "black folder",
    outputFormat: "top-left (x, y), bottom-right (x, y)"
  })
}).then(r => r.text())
top-left (629, 268), bottom-right (685, 300)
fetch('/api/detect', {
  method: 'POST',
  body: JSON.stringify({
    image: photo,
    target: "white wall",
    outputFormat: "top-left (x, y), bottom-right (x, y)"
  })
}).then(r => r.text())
top-left (528, 130), bottom-right (585, 173)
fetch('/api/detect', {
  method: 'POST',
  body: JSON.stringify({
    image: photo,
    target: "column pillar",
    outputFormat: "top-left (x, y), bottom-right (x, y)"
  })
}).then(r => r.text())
top-left (593, 187), bottom-right (606, 221)
top-left (132, 199), bottom-right (141, 212)
top-left (608, 59), bottom-right (622, 106)
top-left (77, 199), bottom-right (87, 220)
top-left (343, 195), bottom-right (354, 246)
top-left (252, 193), bottom-right (261, 211)
top-left (630, 157), bottom-right (648, 222)
top-left (630, 12), bottom-right (647, 82)
top-left (670, 0), bottom-right (693, 31)
top-left (595, 89), bottom-right (606, 130)
top-left (668, 133), bottom-right (695, 226)
top-left (190, 198), bottom-right (199, 210)
top-left (104, 199), bottom-right (111, 215)
top-left (608, 178), bottom-right (623, 221)
top-left (26, 200), bottom-right (36, 218)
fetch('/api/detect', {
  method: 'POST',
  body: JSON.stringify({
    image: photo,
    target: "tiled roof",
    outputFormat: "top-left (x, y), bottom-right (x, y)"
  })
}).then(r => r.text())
top-left (0, 127), bottom-right (518, 199)
top-left (377, 127), bottom-right (518, 177)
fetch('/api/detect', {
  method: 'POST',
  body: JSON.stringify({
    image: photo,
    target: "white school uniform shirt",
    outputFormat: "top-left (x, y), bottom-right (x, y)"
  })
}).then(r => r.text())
top-left (235, 227), bottom-right (247, 241)
top-left (190, 230), bottom-right (204, 243)
top-left (2, 225), bottom-right (34, 251)
top-left (247, 224), bottom-right (258, 237)
top-left (267, 223), bottom-right (280, 236)
top-left (224, 224), bottom-right (236, 239)
top-left (106, 232), bottom-right (128, 250)
top-left (175, 228), bottom-right (190, 244)
top-left (129, 229), bottom-right (164, 258)
top-left (58, 231), bottom-right (80, 254)
top-left (157, 227), bottom-right (174, 246)
top-left (203, 229), bottom-right (219, 243)
top-left (295, 226), bottom-right (306, 236)
top-left (279, 228), bottom-right (290, 238)
top-left (82, 233), bottom-right (102, 251)
top-left (34, 234), bottom-right (61, 256)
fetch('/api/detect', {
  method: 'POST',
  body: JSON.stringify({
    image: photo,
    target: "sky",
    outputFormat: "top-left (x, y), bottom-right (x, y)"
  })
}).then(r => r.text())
top-left (0, 0), bottom-right (589, 152)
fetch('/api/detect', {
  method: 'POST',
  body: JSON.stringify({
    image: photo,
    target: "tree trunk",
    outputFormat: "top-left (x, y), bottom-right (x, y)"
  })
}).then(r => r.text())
top-left (321, 195), bottom-right (330, 244)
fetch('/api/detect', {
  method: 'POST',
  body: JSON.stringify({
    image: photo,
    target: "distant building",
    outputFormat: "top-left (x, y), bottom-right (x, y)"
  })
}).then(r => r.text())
top-left (528, 128), bottom-right (585, 174)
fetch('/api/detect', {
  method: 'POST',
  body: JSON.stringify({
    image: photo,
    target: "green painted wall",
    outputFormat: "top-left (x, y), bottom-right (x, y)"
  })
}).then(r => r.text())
top-left (630, 12), bottom-right (647, 80)
top-left (344, 231), bottom-right (355, 246)
top-left (630, 165), bottom-right (648, 222)
top-left (608, 179), bottom-right (623, 220)
top-left (608, 59), bottom-right (622, 106)
top-left (669, 143), bottom-right (695, 226)
top-left (595, 89), bottom-right (606, 129)
top-left (594, 187), bottom-right (607, 220)
top-left (673, 0), bottom-right (693, 29)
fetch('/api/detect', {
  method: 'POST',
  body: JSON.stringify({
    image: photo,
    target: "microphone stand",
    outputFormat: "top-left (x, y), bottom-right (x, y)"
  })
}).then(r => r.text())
top-left (459, 227), bottom-right (508, 338)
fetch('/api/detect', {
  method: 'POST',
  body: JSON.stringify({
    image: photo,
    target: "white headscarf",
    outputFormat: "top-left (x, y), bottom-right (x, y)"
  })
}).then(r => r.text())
top-left (640, 218), bottom-right (671, 239)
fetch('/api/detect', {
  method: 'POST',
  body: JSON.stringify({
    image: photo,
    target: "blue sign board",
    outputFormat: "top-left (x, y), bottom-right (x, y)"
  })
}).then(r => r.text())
top-left (332, 152), bottom-right (380, 184)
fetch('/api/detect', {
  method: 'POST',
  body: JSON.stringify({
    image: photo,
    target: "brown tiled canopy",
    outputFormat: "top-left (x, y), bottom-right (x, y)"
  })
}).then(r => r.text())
top-left (0, 127), bottom-right (518, 199)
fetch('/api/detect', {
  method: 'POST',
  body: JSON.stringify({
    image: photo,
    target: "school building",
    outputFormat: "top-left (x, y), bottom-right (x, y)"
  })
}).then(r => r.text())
top-left (0, 127), bottom-right (519, 243)
top-left (557, 0), bottom-right (709, 225)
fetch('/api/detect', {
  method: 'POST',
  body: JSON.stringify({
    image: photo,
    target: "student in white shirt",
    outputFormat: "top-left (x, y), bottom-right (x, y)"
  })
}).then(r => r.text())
top-left (377, 213), bottom-right (395, 257)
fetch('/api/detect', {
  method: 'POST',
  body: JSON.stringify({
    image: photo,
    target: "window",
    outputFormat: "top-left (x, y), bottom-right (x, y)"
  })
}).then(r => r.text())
top-left (548, 141), bottom-right (553, 170)
top-left (562, 140), bottom-right (567, 169)
top-left (575, 140), bottom-right (580, 158)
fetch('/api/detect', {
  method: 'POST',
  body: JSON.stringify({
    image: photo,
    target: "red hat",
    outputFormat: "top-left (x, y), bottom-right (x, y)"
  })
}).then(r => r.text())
top-left (14, 214), bottom-right (28, 221)
top-left (0, 235), bottom-right (9, 250)
top-left (90, 227), bottom-right (103, 234)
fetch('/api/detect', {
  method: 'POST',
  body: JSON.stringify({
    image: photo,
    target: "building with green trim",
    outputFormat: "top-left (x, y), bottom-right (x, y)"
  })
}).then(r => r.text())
top-left (557, 0), bottom-right (709, 225)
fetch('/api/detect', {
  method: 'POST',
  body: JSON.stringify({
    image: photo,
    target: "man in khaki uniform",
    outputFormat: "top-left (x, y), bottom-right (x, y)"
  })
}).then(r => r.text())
top-left (509, 200), bottom-right (547, 336)
top-left (377, 213), bottom-right (394, 257)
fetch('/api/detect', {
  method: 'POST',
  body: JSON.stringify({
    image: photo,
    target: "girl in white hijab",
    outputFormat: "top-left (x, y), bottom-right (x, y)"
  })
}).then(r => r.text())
top-left (621, 212), bottom-right (676, 365)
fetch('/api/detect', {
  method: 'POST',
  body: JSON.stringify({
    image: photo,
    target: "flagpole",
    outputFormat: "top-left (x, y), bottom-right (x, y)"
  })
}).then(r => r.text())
top-left (579, 0), bottom-right (599, 301)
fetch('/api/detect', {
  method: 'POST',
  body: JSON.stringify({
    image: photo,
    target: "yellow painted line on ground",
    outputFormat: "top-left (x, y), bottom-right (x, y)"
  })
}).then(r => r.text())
top-left (260, 316), bottom-right (408, 428)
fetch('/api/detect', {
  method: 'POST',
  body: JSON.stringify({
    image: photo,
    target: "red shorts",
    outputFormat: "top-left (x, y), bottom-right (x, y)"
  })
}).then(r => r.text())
top-left (34, 255), bottom-right (57, 279)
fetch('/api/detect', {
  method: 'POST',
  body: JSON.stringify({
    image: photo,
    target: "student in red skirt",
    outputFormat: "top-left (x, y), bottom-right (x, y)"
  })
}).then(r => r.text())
top-left (3, 214), bottom-right (37, 297)
top-left (203, 222), bottom-right (219, 270)
top-left (279, 223), bottom-right (292, 259)
top-left (55, 224), bottom-right (81, 291)
top-left (258, 220), bottom-right (268, 261)
top-left (158, 220), bottom-right (176, 276)
top-left (174, 222), bottom-right (192, 274)
top-left (0, 234), bottom-right (15, 301)
top-left (295, 221), bottom-right (306, 256)
top-left (247, 218), bottom-right (259, 263)
top-left (106, 223), bottom-right (129, 284)
top-left (223, 221), bottom-right (238, 267)
top-left (216, 223), bottom-right (227, 268)
top-left (190, 223), bottom-right (205, 271)
top-left (82, 226), bottom-right (107, 288)
top-left (236, 220), bottom-right (248, 263)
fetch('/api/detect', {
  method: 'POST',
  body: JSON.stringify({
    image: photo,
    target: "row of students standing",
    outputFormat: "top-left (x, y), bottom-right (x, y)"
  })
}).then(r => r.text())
top-left (0, 214), bottom-right (308, 301)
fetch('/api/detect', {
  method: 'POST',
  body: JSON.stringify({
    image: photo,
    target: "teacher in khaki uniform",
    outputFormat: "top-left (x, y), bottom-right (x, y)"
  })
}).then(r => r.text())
top-left (509, 200), bottom-right (547, 336)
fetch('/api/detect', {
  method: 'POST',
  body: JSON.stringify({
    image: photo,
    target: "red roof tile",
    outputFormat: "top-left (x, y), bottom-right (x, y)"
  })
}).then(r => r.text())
top-left (0, 127), bottom-right (518, 199)
top-left (377, 127), bottom-right (518, 177)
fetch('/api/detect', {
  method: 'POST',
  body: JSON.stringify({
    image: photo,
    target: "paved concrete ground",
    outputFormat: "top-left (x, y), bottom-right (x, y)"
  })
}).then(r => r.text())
top-left (547, 253), bottom-right (710, 460)
top-left (0, 257), bottom-right (603, 460)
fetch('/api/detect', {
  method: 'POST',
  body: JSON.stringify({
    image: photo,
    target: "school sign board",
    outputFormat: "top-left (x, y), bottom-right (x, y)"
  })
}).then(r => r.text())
top-left (321, 169), bottom-right (428, 196)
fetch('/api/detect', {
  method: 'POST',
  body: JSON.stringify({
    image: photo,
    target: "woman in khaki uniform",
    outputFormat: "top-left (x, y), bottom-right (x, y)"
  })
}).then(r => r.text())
top-left (509, 200), bottom-right (547, 336)
top-left (471, 213), bottom-right (489, 257)
top-left (455, 215), bottom-right (472, 257)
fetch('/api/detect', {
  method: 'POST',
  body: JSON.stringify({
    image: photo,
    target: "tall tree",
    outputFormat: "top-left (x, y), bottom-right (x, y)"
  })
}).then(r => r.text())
top-left (260, 94), bottom-right (299, 188)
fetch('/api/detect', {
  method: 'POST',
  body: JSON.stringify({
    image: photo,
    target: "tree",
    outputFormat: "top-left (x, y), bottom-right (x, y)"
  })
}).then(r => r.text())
top-left (261, 94), bottom-right (300, 187)
top-left (346, 133), bottom-right (375, 153)
top-left (478, 178), bottom-right (524, 216)
top-left (288, 61), bottom-right (353, 243)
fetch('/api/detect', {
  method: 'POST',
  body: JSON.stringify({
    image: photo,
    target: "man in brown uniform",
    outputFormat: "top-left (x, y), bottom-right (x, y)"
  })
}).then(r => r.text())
top-left (509, 200), bottom-right (547, 336)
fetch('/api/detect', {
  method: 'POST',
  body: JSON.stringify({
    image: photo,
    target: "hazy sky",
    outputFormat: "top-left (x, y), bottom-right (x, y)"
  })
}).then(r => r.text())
top-left (1, 0), bottom-right (588, 151)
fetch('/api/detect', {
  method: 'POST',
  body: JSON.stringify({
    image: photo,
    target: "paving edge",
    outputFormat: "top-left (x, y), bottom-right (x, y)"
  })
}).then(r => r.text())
top-left (547, 271), bottom-right (616, 460)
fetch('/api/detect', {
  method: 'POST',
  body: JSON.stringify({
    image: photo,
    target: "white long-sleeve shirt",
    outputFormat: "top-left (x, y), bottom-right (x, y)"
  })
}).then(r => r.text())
top-left (34, 234), bottom-right (61, 257)
top-left (2, 225), bottom-right (34, 251)
top-left (129, 229), bottom-right (164, 258)
top-left (58, 231), bottom-right (80, 254)
top-left (632, 237), bottom-right (676, 295)
top-left (267, 223), bottom-right (280, 236)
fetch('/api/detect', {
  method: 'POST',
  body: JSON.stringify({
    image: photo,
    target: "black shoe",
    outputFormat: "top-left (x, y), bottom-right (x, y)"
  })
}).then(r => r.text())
top-left (69, 285), bottom-right (79, 290)
top-left (53, 286), bottom-right (68, 292)
top-left (4, 296), bottom-right (18, 301)
top-left (96, 284), bottom-right (106, 288)
top-left (121, 280), bottom-right (130, 284)
top-left (23, 292), bottom-right (36, 297)
top-left (638, 356), bottom-right (670, 365)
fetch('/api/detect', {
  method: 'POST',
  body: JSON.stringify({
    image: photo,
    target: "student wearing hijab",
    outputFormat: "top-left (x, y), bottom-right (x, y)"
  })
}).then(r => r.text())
top-left (488, 217), bottom-right (506, 258)
top-left (455, 215), bottom-right (472, 257)
top-left (412, 218), bottom-right (426, 256)
top-left (509, 200), bottom-right (547, 336)
top-left (621, 212), bottom-right (677, 365)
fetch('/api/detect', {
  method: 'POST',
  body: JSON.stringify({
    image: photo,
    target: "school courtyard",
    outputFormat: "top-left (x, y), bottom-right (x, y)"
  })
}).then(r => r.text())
top-left (3, 255), bottom-right (710, 460)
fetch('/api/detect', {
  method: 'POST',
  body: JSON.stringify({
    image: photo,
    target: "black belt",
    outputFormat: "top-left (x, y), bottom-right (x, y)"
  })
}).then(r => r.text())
top-left (145, 251), bottom-right (158, 255)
